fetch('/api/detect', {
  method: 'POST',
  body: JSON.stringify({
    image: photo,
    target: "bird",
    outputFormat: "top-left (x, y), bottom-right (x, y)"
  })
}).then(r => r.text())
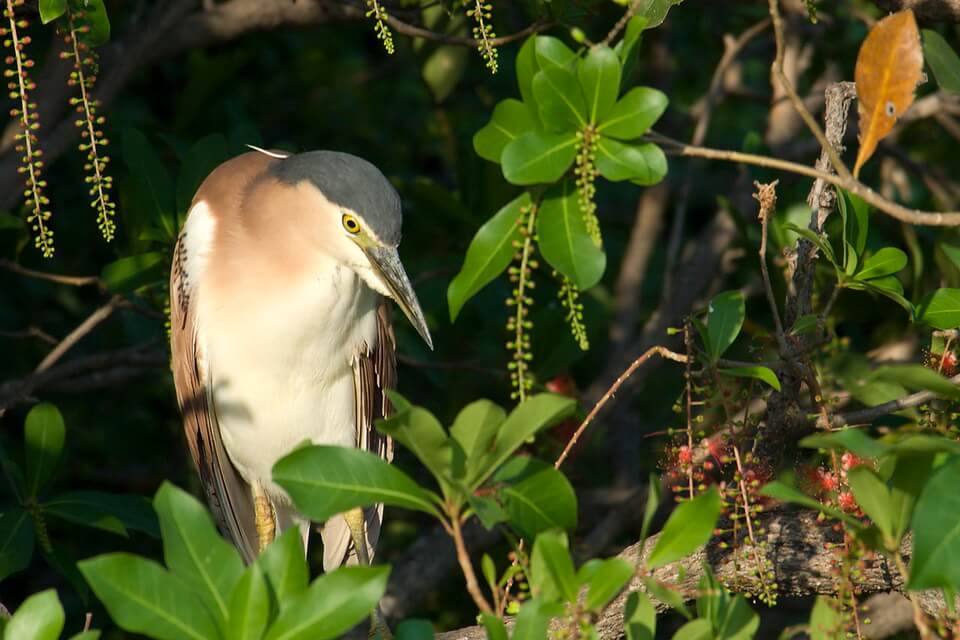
top-left (168, 146), bottom-right (432, 575)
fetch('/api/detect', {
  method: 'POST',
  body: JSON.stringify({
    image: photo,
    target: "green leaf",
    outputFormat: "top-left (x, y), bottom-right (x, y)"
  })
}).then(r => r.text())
top-left (101, 252), bottom-right (166, 293)
top-left (377, 405), bottom-right (454, 496)
top-left (0, 507), bottom-right (34, 581)
top-left (228, 563), bottom-right (270, 640)
top-left (6, 589), bottom-right (63, 640)
top-left (647, 487), bottom-right (721, 569)
top-left (38, 0), bottom-right (67, 23)
top-left (79, 553), bottom-right (220, 640)
top-left (474, 100), bottom-right (537, 163)
top-left (578, 45), bottom-right (621, 123)
top-left (640, 473), bottom-right (662, 544)
top-left (75, 0), bottom-right (110, 46)
top-left (782, 223), bottom-right (836, 265)
top-left (530, 530), bottom-right (578, 602)
top-left (718, 596), bottom-right (760, 640)
top-left (176, 134), bottom-right (230, 216)
top-left (468, 494), bottom-right (508, 529)
top-left (43, 491), bottom-right (158, 537)
top-left (494, 457), bottom-right (577, 538)
top-left (889, 453), bottom-right (934, 546)
top-left (596, 138), bottom-right (667, 184)
top-left (705, 291), bottom-right (745, 363)
top-left (23, 403), bottom-right (65, 497)
top-left (450, 399), bottom-right (506, 480)
top-left (809, 596), bottom-right (843, 640)
top-left (718, 366), bottom-right (781, 390)
top-left (639, 0), bottom-right (685, 29)
top-left (395, 619), bottom-right (434, 640)
top-left (122, 128), bottom-right (175, 236)
top-left (799, 429), bottom-right (889, 459)
top-left (536, 181), bottom-right (606, 289)
top-left (257, 527), bottom-right (308, 608)
top-left (597, 87), bottom-right (668, 140)
top-left (0, 211), bottom-right (24, 231)
top-left (642, 577), bottom-right (691, 619)
top-left (502, 131), bottom-right (578, 185)
top-left (922, 30), bottom-right (960, 93)
top-left (448, 193), bottom-right (529, 322)
top-left (869, 364), bottom-right (960, 401)
top-left (838, 189), bottom-right (870, 257)
top-left (533, 66), bottom-right (587, 131)
top-left (516, 37), bottom-right (539, 107)
top-left (845, 277), bottom-right (913, 313)
top-left (617, 16), bottom-right (648, 74)
top-left (273, 445), bottom-right (441, 521)
top-left (916, 288), bottom-right (960, 330)
top-left (855, 247), bottom-right (907, 280)
top-left (154, 483), bottom-right (244, 629)
top-left (480, 614), bottom-right (509, 640)
top-left (534, 36), bottom-right (576, 70)
top-left (623, 591), bottom-right (656, 640)
top-left (582, 558), bottom-right (634, 612)
top-left (790, 313), bottom-right (819, 336)
top-left (672, 619), bottom-right (713, 640)
top-left (264, 565), bottom-right (389, 640)
top-left (470, 393), bottom-right (576, 490)
top-left (909, 455), bottom-right (960, 590)
top-left (846, 466), bottom-right (895, 547)
top-left (512, 599), bottom-right (564, 640)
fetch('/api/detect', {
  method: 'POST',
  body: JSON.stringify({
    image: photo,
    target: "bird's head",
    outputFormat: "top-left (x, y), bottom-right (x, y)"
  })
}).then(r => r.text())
top-left (269, 149), bottom-right (433, 350)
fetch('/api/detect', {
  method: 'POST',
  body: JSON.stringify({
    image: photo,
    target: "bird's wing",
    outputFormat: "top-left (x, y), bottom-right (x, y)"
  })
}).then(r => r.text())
top-left (321, 300), bottom-right (396, 571)
top-left (170, 232), bottom-right (260, 563)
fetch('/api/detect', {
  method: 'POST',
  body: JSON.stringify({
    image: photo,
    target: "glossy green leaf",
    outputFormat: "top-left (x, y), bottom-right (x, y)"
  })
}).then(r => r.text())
top-left (154, 482), bottom-right (244, 628)
top-left (273, 445), bottom-right (441, 520)
top-left (889, 453), bottom-right (934, 546)
top-left (395, 619), bottom-right (434, 640)
top-left (909, 455), bottom-right (960, 590)
top-left (640, 473), bottom-right (662, 544)
top-left (617, 16), bottom-right (648, 74)
top-left (23, 403), bottom-right (65, 497)
top-left (647, 487), bottom-right (721, 569)
top-left (717, 595), bottom-right (760, 640)
top-left (377, 404), bottom-right (454, 495)
top-left (534, 36), bottom-right (576, 70)
top-left (75, 0), bottom-right (110, 46)
top-left (38, 0), bottom-right (67, 23)
top-left (639, 0), bottom-right (686, 29)
top-left (922, 30), bottom-right (960, 93)
top-left (855, 247), bottom-right (907, 280)
top-left (228, 563), bottom-right (270, 640)
top-left (782, 223), bottom-right (836, 265)
top-left (176, 134), bottom-right (230, 216)
top-left (704, 291), bottom-right (745, 363)
top-left (838, 189), bottom-right (870, 257)
top-left (847, 466), bottom-right (895, 547)
top-left (450, 399), bottom-right (506, 480)
top-left (869, 364), bottom-right (960, 400)
top-left (536, 181), bottom-right (606, 289)
top-left (257, 527), bottom-right (308, 608)
top-left (502, 131), bottom-right (578, 185)
top-left (800, 429), bottom-right (888, 459)
top-left (809, 596), bottom-right (844, 640)
top-left (623, 591), bottom-right (656, 640)
top-left (512, 599), bottom-right (564, 640)
top-left (494, 457), bottom-right (577, 538)
top-left (480, 614), bottom-right (509, 640)
top-left (101, 252), bottom-right (166, 293)
top-left (79, 553), bottom-right (220, 640)
top-left (596, 138), bottom-right (667, 184)
top-left (448, 193), bottom-right (529, 322)
top-left (672, 619), bottom-right (713, 640)
top-left (0, 507), bottom-right (34, 581)
top-left (916, 288), bottom-right (960, 330)
top-left (533, 66), bottom-right (587, 131)
top-left (578, 45), bottom-right (621, 123)
top-left (530, 530), bottom-right (578, 602)
top-left (598, 87), bottom-right (668, 140)
top-left (845, 277), bottom-right (913, 313)
top-left (43, 490), bottom-right (158, 537)
top-left (582, 558), bottom-right (634, 611)
top-left (470, 393), bottom-right (576, 490)
top-left (718, 366), bottom-right (781, 390)
top-left (643, 576), bottom-right (691, 618)
top-left (5, 589), bottom-right (63, 640)
top-left (473, 100), bottom-right (537, 163)
top-left (264, 566), bottom-right (389, 640)
top-left (516, 37), bottom-right (539, 107)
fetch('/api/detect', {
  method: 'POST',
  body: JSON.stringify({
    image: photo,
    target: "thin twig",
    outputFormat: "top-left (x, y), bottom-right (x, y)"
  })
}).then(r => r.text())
top-left (554, 346), bottom-right (688, 469)
top-left (34, 296), bottom-right (122, 374)
top-left (0, 259), bottom-right (101, 287)
top-left (384, 13), bottom-right (549, 47)
top-left (754, 180), bottom-right (788, 350)
top-left (447, 513), bottom-right (493, 615)
top-left (829, 372), bottom-right (960, 427)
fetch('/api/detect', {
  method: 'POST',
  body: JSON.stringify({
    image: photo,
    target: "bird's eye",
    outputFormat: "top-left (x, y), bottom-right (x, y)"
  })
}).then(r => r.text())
top-left (342, 213), bottom-right (361, 234)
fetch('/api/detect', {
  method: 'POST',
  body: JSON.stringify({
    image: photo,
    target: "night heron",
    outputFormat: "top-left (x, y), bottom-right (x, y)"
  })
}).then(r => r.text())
top-left (169, 147), bottom-right (432, 577)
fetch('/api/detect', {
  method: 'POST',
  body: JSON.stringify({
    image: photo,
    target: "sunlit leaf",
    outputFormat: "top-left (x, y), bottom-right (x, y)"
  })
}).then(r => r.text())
top-left (501, 131), bottom-right (578, 185)
top-left (474, 100), bottom-right (537, 163)
top-left (718, 366), bottom-right (781, 390)
top-left (533, 66), bottom-right (587, 131)
top-left (855, 247), bottom-right (907, 280)
top-left (853, 10), bottom-right (923, 177)
top-left (38, 0), bottom-right (67, 23)
top-left (23, 403), bottom-right (65, 497)
top-left (494, 457), bottom-right (577, 538)
top-left (704, 291), bottom-right (745, 363)
top-left (624, 591), bottom-right (656, 640)
top-left (530, 530), bottom-right (578, 602)
top-left (922, 29), bottom-right (960, 93)
top-left (5, 589), bottom-right (63, 640)
top-left (597, 87), bottom-right (668, 140)
top-left (596, 138), bottom-right (667, 184)
top-left (228, 563), bottom-right (270, 640)
top-left (101, 253), bottom-right (166, 293)
top-left (578, 45), bottom-right (621, 123)
top-left (869, 364), bottom-right (960, 400)
top-left (536, 181), bottom-right (606, 289)
top-left (647, 487), bottom-right (721, 569)
top-left (909, 455), bottom-right (960, 590)
top-left (916, 288), bottom-right (960, 330)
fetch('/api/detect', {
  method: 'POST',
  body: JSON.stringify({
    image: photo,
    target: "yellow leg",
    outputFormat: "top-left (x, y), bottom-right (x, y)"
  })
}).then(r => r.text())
top-left (253, 484), bottom-right (276, 552)
top-left (343, 508), bottom-right (391, 639)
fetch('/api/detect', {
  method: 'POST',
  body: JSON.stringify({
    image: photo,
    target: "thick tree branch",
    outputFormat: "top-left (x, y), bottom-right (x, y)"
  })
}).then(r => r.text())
top-left (873, 0), bottom-right (960, 22)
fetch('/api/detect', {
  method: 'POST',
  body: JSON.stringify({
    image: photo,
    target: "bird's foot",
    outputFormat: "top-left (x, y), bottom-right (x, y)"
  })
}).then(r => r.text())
top-left (253, 484), bottom-right (276, 552)
top-left (368, 607), bottom-right (393, 639)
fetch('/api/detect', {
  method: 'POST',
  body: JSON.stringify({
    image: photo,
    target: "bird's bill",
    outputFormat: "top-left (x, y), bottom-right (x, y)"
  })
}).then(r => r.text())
top-left (364, 245), bottom-right (434, 350)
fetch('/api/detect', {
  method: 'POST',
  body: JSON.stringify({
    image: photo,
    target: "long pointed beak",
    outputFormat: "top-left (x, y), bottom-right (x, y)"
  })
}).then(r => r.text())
top-left (364, 246), bottom-right (433, 350)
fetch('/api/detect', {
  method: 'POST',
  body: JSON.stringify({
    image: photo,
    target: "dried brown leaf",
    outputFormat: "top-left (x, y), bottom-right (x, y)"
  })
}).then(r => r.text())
top-left (854, 10), bottom-right (923, 178)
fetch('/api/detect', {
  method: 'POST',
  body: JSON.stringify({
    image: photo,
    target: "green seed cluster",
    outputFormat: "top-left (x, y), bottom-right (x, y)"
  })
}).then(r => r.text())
top-left (465, 0), bottom-right (498, 74)
top-left (506, 203), bottom-right (537, 401)
top-left (3, 0), bottom-right (53, 257)
top-left (575, 126), bottom-right (601, 247)
top-left (63, 11), bottom-right (115, 242)
top-left (558, 275), bottom-right (589, 351)
top-left (365, 0), bottom-right (394, 55)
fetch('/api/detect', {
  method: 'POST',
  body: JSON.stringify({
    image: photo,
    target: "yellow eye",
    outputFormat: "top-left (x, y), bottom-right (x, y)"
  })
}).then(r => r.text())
top-left (342, 213), bottom-right (361, 234)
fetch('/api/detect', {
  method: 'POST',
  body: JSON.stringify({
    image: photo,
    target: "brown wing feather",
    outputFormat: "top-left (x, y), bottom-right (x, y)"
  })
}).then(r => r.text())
top-left (321, 300), bottom-right (397, 570)
top-left (170, 234), bottom-right (259, 563)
